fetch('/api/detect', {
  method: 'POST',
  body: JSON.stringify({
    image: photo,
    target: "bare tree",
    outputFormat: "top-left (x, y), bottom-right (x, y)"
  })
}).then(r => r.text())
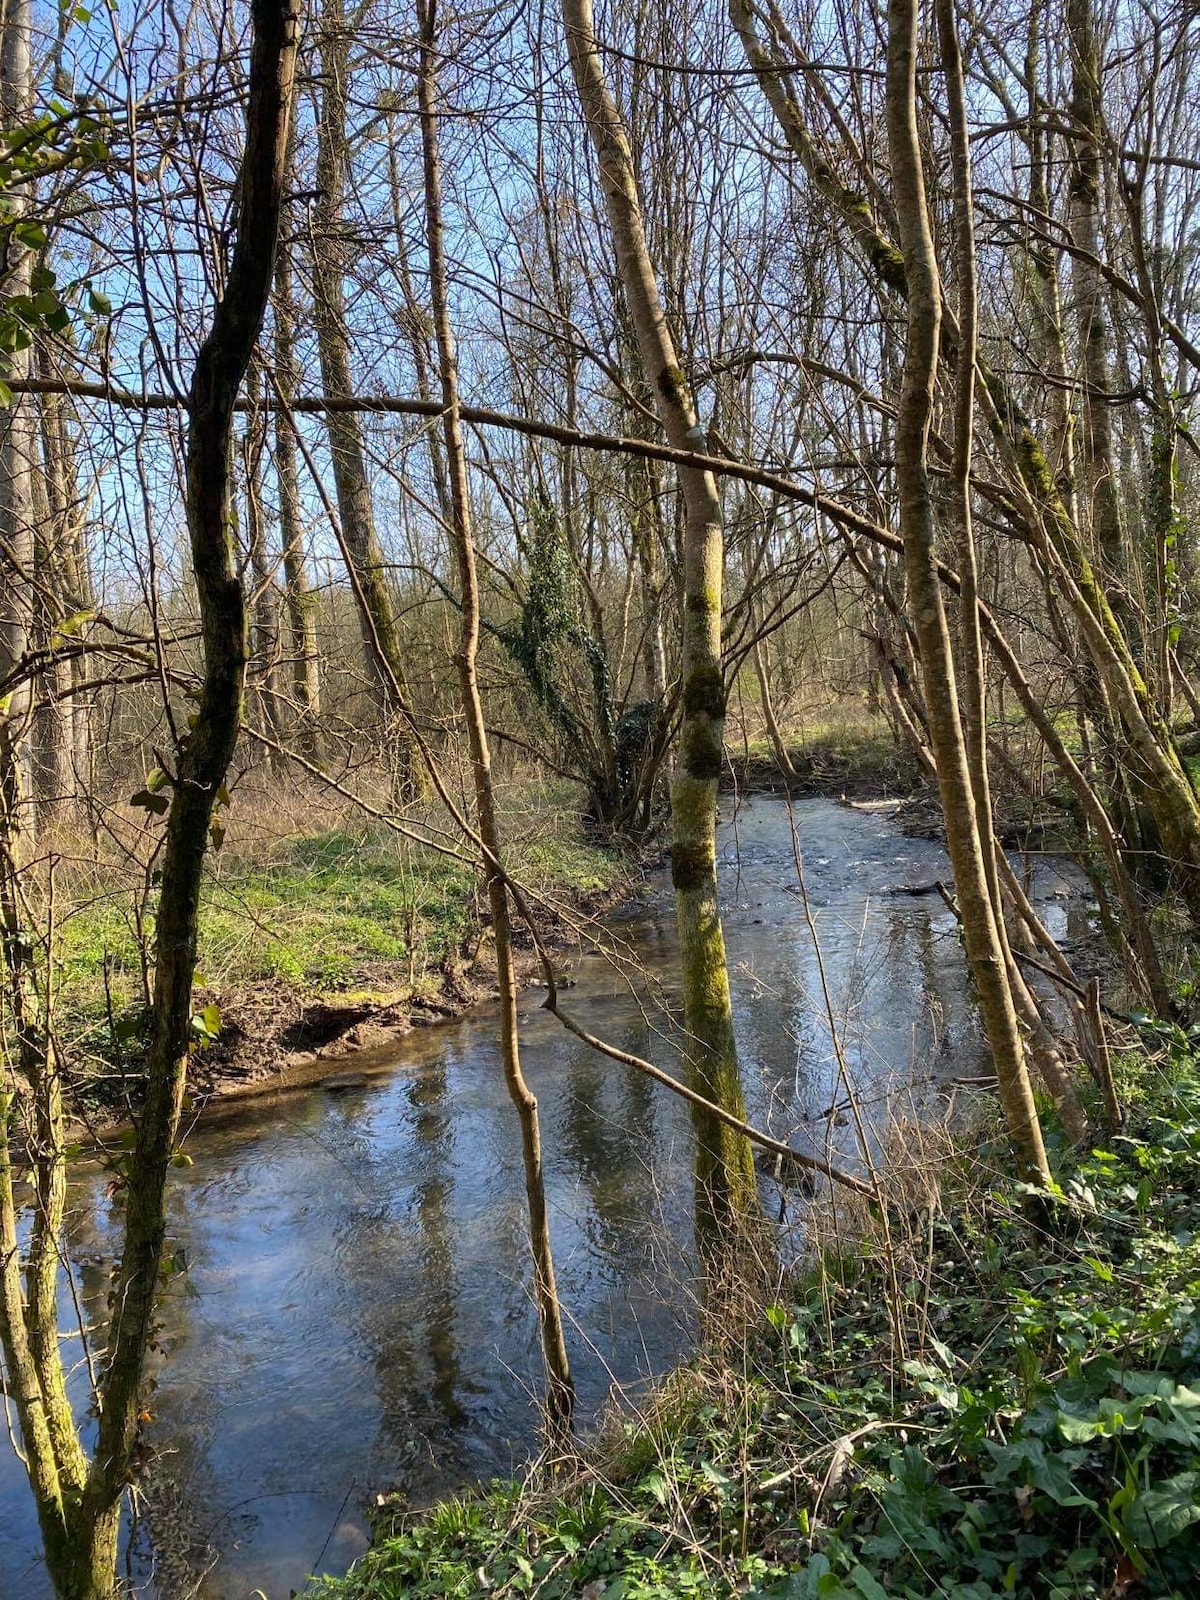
top-left (885, 0), bottom-right (1050, 1185)
top-left (562, 0), bottom-right (760, 1254)
top-left (0, 3), bottom-right (300, 1591)
top-left (311, 0), bottom-right (417, 794)
top-left (416, 0), bottom-right (575, 1435)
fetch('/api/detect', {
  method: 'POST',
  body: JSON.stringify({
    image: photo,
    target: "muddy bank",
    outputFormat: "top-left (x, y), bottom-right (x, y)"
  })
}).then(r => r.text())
top-left (724, 734), bottom-right (925, 799)
top-left (176, 873), bottom-right (641, 1114)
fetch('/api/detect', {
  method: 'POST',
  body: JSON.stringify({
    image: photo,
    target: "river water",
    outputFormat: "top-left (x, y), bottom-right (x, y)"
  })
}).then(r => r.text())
top-left (0, 796), bottom-right (1091, 1599)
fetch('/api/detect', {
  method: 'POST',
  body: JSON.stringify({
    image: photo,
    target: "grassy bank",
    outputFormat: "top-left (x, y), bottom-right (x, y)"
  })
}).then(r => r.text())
top-left (51, 777), bottom-right (634, 1106)
top-left (724, 713), bottom-right (924, 800)
top-left (311, 1060), bottom-right (1200, 1600)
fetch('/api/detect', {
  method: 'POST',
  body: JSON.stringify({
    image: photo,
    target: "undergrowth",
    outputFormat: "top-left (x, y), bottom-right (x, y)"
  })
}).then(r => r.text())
top-left (52, 792), bottom-right (626, 1087)
top-left (311, 1062), bottom-right (1200, 1600)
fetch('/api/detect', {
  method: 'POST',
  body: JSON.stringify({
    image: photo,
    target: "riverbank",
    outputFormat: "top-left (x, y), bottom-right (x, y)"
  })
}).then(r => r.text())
top-left (726, 718), bottom-right (1080, 853)
top-left (312, 1054), bottom-right (1200, 1600)
top-left (49, 721), bottom-right (1073, 1125)
top-left (1, 790), bottom-right (1114, 1595)
top-left (724, 720), bottom-right (924, 800)
top-left (52, 718), bottom-right (926, 1123)
top-left (52, 778), bottom-right (641, 1120)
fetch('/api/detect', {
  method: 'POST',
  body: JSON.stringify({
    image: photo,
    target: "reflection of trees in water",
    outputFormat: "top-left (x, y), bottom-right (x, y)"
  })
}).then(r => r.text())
top-left (554, 1040), bottom-right (661, 1249)
top-left (542, 995), bottom-right (700, 1372)
top-left (733, 894), bottom-right (982, 1171)
top-left (57, 1172), bottom-right (229, 1598)
top-left (404, 1064), bottom-right (468, 1440)
top-left (323, 1065), bottom-right (471, 1501)
top-left (99, 1080), bottom-right (474, 1595)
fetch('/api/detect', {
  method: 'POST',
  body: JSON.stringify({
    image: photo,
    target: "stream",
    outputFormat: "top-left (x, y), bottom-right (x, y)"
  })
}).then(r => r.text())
top-left (0, 796), bottom-right (1093, 1599)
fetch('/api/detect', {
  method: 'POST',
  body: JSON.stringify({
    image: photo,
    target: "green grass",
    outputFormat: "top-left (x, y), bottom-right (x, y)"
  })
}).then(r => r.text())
top-left (731, 714), bottom-right (922, 797)
top-left (53, 806), bottom-right (627, 1071)
top-left (309, 1060), bottom-right (1200, 1600)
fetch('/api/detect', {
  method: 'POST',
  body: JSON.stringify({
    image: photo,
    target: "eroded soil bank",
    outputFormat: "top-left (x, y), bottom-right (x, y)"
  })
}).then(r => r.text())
top-left (178, 872), bottom-right (639, 1113)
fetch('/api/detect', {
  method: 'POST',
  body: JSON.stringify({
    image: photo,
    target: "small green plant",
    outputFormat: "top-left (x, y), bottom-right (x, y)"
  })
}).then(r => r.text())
top-left (311, 1064), bottom-right (1200, 1600)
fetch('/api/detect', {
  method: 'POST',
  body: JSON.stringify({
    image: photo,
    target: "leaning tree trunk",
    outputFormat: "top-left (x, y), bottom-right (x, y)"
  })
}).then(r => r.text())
top-left (885, 0), bottom-right (1050, 1187)
top-left (71, 6), bottom-right (299, 1594)
top-left (416, 0), bottom-right (574, 1438)
top-left (936, 0), bottom-right (1086, 1138)
top-left (312, 0), bottom-right (417, 795)
top-left (561, 0), bottom-right (759, 1257)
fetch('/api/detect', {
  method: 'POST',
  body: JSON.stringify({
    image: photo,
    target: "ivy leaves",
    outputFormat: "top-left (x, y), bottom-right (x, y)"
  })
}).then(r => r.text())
top-left (0, 96), bottom-right (112, 397)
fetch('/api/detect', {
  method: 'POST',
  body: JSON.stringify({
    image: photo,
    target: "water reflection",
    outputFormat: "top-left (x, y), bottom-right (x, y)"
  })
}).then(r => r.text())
top-left (0, 797), bottom-right (1090, 1598)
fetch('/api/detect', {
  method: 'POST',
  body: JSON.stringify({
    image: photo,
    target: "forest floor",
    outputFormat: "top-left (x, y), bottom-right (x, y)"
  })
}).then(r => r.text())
top-left (312, 1053), bottom-right (1200, 1600)
top-left (54, 775), bottom-right (643, 1122)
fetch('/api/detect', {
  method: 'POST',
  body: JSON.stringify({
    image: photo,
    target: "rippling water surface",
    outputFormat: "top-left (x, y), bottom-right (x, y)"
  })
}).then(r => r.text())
top-left (0, 797), bottom-right (1090, 1598)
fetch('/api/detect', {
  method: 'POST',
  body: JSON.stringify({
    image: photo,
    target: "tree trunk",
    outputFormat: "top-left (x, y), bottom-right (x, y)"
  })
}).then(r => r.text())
top-left (731, 0), bottom-right (1200, 937)
top-left (312, 0), bottom-right (416, 794)
top-left (1025, 0), bottom-right (1077, 519)
top-left (562, 0), bottom-right (759, 1255)
top-left (885, 0), bottom-right (1050, 1187)
top-left (416, 0), bottom-right (574, 1438)
top-left (752, 616), bottom-right (796, 782)
top-left (1066, 0), bottom-right (1124, 579)
top-left (35, 341), bottom-right (94, 809)
top-left (242, 363), bottom-right (286, 767)
top-left (0, 0), bottom-right (37, 855)
top-left (272, 209), bottom-right (322, 761)
top-left (78, 7), bottom-right (299, 1591)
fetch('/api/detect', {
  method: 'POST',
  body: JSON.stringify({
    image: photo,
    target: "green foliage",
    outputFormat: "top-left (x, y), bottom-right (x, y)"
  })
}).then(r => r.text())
top-left (0, 94), bottom-right (111, 384)
top-left (499, 495), bottom-right (597, 745)
top-left (313, 1069), bottom-right (1200, 1600)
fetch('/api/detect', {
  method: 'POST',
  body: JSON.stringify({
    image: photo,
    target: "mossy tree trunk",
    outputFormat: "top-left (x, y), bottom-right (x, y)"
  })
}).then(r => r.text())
top-left (936, 0), bottom-right (1086, 1137)
top-left (886, 0), bottom-right (1051, 1187)
top-left (561, 0), bottom-right (759, 1256)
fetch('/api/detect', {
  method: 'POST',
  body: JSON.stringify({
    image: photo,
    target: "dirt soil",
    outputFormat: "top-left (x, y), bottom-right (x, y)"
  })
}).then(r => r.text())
top-left (723, 738), bottom-right (926, 800)
top-left (179, 874), bottom-right (640, 1114)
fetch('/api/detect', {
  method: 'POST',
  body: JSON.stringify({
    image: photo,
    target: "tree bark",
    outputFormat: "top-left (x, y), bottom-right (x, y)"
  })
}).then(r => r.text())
top-left (242, 363), bottom-right (286, 767)
top-left (886, 0), bottom-right (1050, 1187)
top-left (0, 0), bottom-right (37, 853)
top-left (562, 0), bottom-right (759, 1254)
top-left (312, 0), bottom-right (416, 794)
top-left (1066, 0), bottom-right (1124, 578)
top-left (272, 205), bottom-right (323, 760)
top-left (35, 340), bottom-right (94, 811)
top-left (76, 7), bottom-right (300, 1593)
top-left (416, 0), bottom-right (575, 1438)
